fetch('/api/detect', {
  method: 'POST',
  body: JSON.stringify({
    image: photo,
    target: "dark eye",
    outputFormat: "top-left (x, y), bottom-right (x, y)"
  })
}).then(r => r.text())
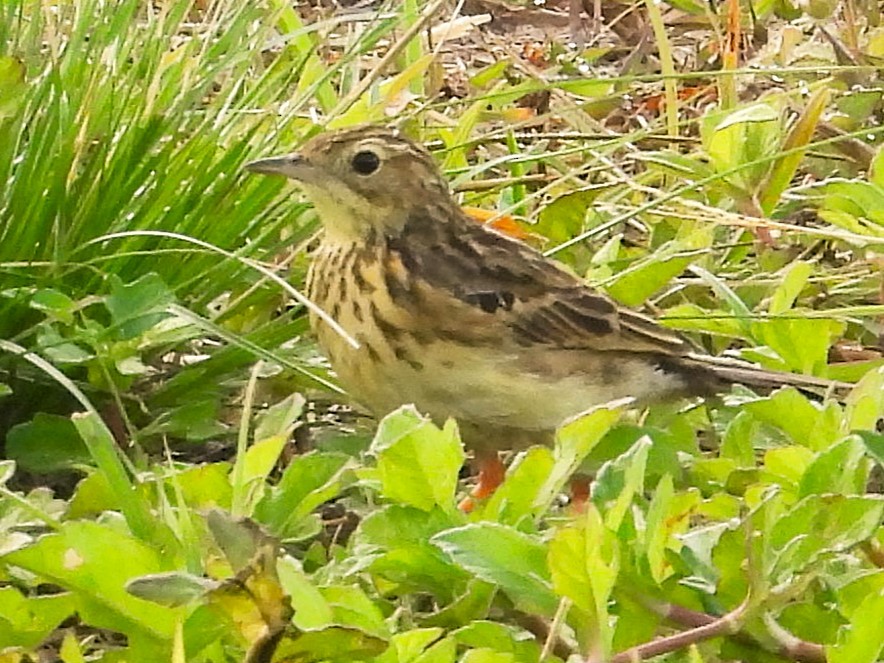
top-left (351, 150), bottom-right (380, 175)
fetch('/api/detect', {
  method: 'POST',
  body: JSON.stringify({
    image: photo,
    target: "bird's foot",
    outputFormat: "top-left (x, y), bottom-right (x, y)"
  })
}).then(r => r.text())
top-left (458, 452), bottom-right (506, 513)
top-left (569, 475), bottom-right (591, 513)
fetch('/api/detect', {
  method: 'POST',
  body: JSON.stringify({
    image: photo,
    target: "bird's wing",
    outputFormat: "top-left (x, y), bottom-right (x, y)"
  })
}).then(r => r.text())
top-left (391, 214), bottom-right (690, 356)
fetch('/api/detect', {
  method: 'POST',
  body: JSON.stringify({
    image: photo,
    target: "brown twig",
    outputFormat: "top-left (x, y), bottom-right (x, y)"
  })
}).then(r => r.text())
top-left (635, 598), bottom-right (826, 663)
top-left (513, 612), bottom-right (575, 661)
top-left (607, 598), bottom-right (749, 663)
top-left (540, 598), bottom-right (572, 661)
top-left (453, 174), bottom-right (556, 192)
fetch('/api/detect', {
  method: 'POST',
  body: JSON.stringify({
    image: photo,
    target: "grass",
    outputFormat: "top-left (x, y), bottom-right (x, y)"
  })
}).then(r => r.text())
top-left (1, 0), bottom-right (884, 661)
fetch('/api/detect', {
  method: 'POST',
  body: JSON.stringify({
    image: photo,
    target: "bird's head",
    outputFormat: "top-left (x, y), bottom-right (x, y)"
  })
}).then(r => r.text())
top-left (246, 126), bottom-right (453, 241)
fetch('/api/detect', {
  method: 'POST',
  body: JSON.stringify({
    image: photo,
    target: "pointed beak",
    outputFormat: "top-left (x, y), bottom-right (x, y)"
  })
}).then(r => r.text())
top-left (245, 153), bottom-right (313, 180)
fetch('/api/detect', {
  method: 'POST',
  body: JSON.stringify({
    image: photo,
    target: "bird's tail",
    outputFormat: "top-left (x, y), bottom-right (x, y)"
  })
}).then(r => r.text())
top-left (683, 353), bottom-right (853, 399)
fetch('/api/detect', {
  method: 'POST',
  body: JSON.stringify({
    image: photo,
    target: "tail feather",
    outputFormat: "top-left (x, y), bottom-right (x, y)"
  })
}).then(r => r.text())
top-left (683, 353), bottom-right (852, 398)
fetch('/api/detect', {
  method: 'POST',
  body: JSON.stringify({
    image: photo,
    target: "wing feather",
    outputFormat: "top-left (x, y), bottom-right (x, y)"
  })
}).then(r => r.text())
top-left (389, 212), bottom-right (690, 356)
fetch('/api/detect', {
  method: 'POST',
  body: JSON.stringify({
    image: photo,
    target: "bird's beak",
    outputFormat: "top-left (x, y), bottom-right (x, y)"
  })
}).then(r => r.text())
top-left (245, 153), bottom-right (316, 181)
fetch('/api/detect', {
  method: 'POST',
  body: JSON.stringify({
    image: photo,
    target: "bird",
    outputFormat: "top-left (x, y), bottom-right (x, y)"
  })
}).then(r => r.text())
top-left (246, 125), bottom-right (844, 507)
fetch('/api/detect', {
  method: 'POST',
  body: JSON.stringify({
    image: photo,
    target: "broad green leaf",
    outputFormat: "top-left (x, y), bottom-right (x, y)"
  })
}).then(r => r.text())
top-left (720, 411), bottom-right (758, 467)
top-left (643, 475), bottom-right (678, 583)
top-left (206, 508), bottom-right (268, 572)
top-left (241, 434), bottom-right (287, 493)
top-left (479, 446), bottom-right (555, 524)
top-left (2, 521), bottom-right (178, 645)
top-left (762, 445), bottom-right (816, 492)
top-left (255, 452), bottom-right (351, 537)
top-left (419, 580), bottom-right (496, 629)
top-left (452, 620), bottom-right (542, 659)
top-left (460, 650), bottom-right (515, 663)
top-left (370, 407), bottom-right (465, 513)
top-left (818, 208), bottom-right (884, 237)
top-left (818, 180), bottom-right (884, 229)
top-left (321, 585), bottom-right (391, 639)
top-left (469, 59), bottom-right (510, 88)
top-left (68, 470), bottom-right (118, 518)
top-left (357, 505), bottom-right (461, 549)
top-left (760, 88), bottom-right (829, 215)
top-left (374, 628), bottom-right (445, 663)
top-left (432, 523), bottom-right (557, 616)
top-left (767, 495), bottom-right (884, 581)
top-left (170, 463), bottom-right (234, 511)
top-left (827, 590), bottom-right (884, 663)
top-left (105, 273), bottom-right (175, 340)
top-left (744, 389), bottom-right (822, 447)
top-left (0, 55), bottom-right (26, 119)
top-left (370, 547), bottom-right (470, 601)
top-left (126, 572), bottom-right (217, 607)
top-left (660, 302), bottom-right (747, 338)
top-left (845, 366), bottom-right (884, 430)
top-left (836, 571), bottom-right (884, 618)
top-left (548, 509), bottom-right (618, 655)
top-left (751, 317), bottom-right (845, 376)
top-left (712, 527), bottom-right (751, 606)
top-left (254, 393), bottom-right (305, 442)
top-left (828, 358), bottom-right (884, 383)
top-left (30, 289), bottom-right (76, 325)
top-left (593, 435), bottom-right (651, 532)
top-left (6, 413), bottom-right (90, 473)
top-left (856, 431), bottom-right (884, 467)
top-left (534, 399), bottom-right (628, 516)
top-left (272, 626), bottom-right (387, 662)
top-left (704, 103), bottom-right (780, 190)
top-left (36, 325), bottom-right (94, 364)
top-left (411, 637), bottom-right (457, 663)
top-left (768, 261), bottom-right (812, 314)
top-left (798, 436), bottom-right (868, 497)
top-left (537, 189), bottom-right (608, 245)
top-left (277, 558), bottom-right (333, 631)
top-left (0, 587), bottom-right (75, 649)
top-left (679, 520), bottom-right (737, 592)
top-left (358, 507), bottom-right (470, 598)
top-left (605, 245), bottom-right (698, 307)
top-left (778, 601), bottom-right (843, 645)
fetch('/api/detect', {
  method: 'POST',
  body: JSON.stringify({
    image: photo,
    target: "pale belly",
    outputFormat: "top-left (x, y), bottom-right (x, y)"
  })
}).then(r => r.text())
top-left (315, 313), bottom-right (677, 434)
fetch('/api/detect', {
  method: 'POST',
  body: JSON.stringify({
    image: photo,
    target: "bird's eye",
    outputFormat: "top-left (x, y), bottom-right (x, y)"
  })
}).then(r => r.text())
top-left (351, 150), bottom-right (381, 175)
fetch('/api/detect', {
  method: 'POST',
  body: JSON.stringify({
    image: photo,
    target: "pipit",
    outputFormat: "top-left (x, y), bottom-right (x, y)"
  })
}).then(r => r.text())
top-left (247, 126), bottom-right (842, 504)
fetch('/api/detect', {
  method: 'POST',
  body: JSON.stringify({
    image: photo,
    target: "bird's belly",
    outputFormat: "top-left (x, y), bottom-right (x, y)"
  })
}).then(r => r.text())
top-left (316, 317), bottom-right (678, 434)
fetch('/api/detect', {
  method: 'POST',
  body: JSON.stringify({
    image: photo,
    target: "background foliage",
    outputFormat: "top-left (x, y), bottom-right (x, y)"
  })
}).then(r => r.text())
top-left (1, 0), bottom-right (884, 661)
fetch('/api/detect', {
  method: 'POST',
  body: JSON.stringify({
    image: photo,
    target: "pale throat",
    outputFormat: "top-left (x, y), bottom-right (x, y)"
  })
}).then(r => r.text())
top-left (301, 181), bottom-right (408, 242)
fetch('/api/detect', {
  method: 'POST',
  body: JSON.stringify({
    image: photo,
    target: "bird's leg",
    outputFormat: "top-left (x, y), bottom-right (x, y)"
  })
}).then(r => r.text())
top-left (570, 475), bottom-right (591, 513)
top-left (458, 450), bottom-right (506, 512)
